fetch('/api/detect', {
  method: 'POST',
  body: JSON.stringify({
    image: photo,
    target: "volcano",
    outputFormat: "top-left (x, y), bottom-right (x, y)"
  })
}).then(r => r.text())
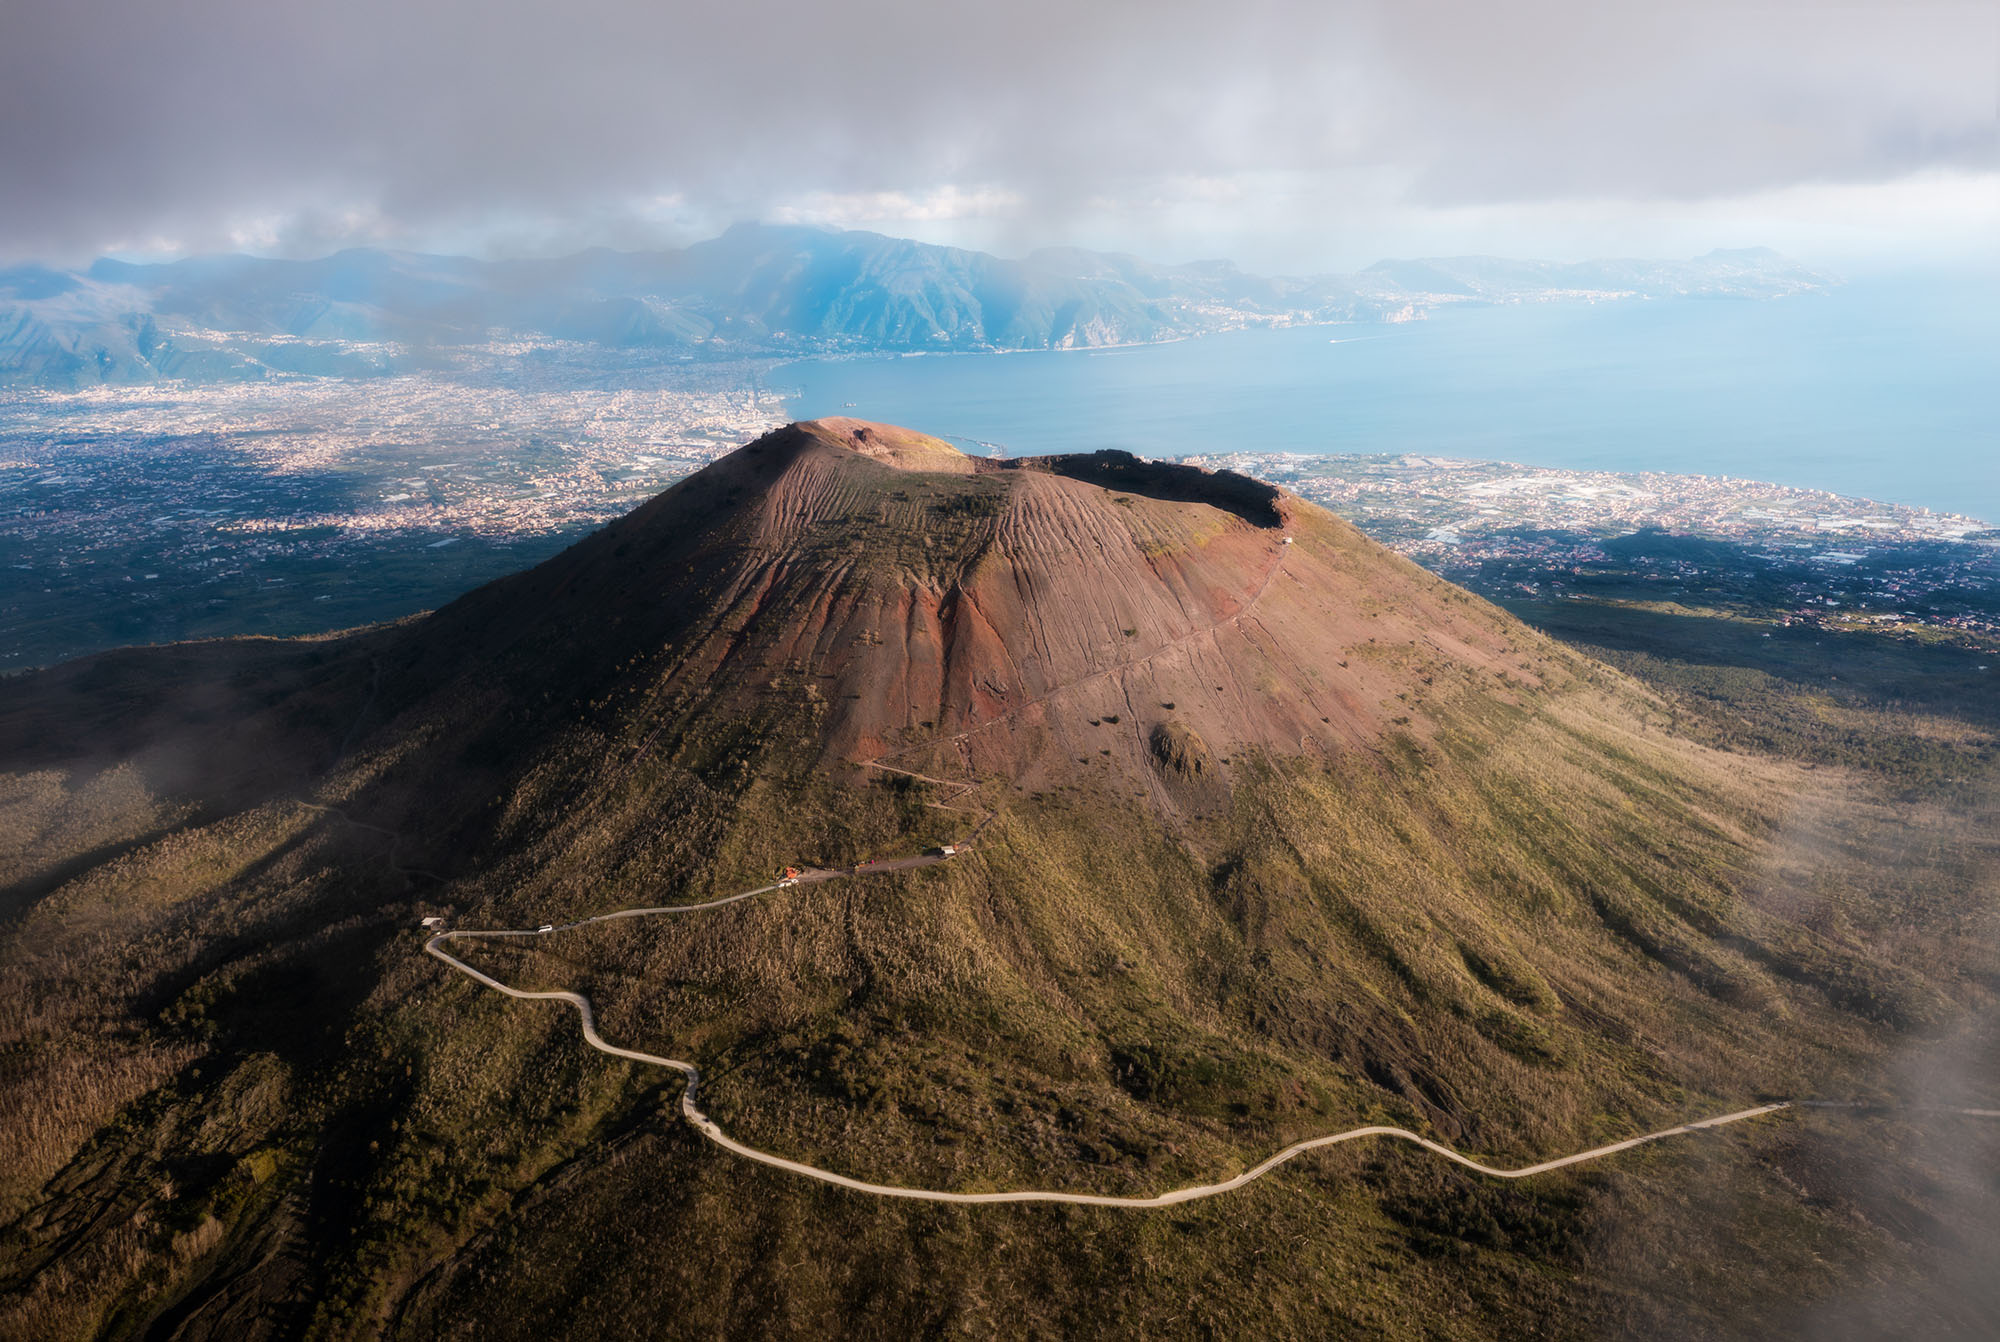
top-left (383, 416), bottom-right (1540, 799)
top-left (0, 422), bottom-right (1970, 1339)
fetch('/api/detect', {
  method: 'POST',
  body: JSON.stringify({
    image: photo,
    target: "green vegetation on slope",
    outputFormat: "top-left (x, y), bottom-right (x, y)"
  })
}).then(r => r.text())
top-left (1, 646), bottom-right (1993, 1337)
top-left (1, 440), bottom-right (1995, 1339)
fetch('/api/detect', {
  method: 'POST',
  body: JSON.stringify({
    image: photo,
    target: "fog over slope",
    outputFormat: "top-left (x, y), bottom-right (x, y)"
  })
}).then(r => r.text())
top-left (2, 422), bottom-right (1993, 1336)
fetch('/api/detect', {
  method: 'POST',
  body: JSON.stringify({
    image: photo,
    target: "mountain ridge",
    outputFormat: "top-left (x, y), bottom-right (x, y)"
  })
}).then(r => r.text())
top-left (0, 226), bottom-right (1836, 386)
top-left (2, 421), bottom-right (1981, 1339)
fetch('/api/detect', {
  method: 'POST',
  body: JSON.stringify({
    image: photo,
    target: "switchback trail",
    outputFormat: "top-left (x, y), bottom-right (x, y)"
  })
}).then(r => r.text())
top-left (419, 851), bottom-right (1997, 1209)
top-left (299, 801), bottom-right (446, 886)
top-left (417, 535), bottom-right (2000, 1208)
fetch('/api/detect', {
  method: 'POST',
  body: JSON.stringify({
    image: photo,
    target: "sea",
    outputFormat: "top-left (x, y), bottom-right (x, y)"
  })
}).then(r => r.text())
top-left (777, 270), bottom-right (2000, 525)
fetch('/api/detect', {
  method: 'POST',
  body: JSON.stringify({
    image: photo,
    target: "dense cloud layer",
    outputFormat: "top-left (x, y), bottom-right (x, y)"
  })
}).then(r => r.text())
top-left (1, 0), bottom-right (1993, 264)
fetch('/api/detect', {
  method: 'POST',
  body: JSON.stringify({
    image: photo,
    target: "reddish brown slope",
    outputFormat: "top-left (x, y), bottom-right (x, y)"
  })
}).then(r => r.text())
top-left (388, 418), bottom-right (1537, 807)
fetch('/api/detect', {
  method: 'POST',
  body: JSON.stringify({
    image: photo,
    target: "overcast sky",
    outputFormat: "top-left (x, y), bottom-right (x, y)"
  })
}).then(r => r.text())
top-left (3, 0), bottom-right (1994, 270)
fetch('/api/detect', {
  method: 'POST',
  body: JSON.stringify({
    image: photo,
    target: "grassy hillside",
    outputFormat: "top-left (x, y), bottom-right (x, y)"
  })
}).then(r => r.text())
top-left (1, 427), bottom-right (1994, 1338)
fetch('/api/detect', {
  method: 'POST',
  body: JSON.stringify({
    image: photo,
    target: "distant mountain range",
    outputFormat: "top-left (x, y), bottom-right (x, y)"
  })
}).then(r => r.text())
top-left (0, 225), bottom-right (1834, 386)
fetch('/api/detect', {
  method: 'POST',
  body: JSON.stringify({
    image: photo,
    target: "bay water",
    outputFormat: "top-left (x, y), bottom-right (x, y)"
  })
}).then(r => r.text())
top-left (778, 270), bottom-right (1999, 523)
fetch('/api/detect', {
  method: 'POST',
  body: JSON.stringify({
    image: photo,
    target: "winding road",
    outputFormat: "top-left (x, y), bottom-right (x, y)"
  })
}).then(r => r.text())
top-left (413, 533), bottom-right (1996, 1209)
top-left (418, 849), bottom-right (1993, 1209)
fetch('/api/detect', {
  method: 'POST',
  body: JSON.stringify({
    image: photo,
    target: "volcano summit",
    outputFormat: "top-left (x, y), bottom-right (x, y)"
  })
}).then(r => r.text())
top-left (399, 416), bottom-right (1537, 798)
top-left (0, 422), bottom-right (1988, 1338)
